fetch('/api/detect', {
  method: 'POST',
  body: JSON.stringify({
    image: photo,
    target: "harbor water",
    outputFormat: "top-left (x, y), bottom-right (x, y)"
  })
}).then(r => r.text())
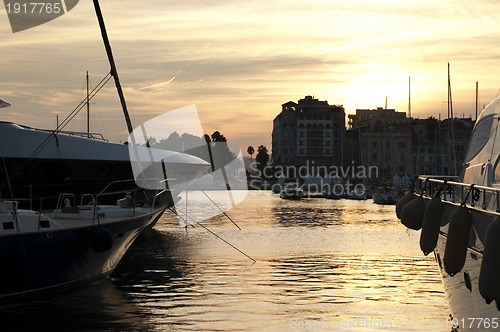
top-left (0, 191), bottom-right (450, 331)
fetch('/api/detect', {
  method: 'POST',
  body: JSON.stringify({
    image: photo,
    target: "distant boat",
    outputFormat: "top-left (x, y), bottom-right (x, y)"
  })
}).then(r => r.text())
top-left (346, 183), bottom-right (367, 200)
top-left (347, 191), bottom-right (367, 200)
top-left (372, 187), bottom-right (398, 205)
top-left (280, 181), bottom-right (304, 200)
top-left (322, 185), bottom-right (341, 200)
top-left (0, 187), bottom-right (165, 300)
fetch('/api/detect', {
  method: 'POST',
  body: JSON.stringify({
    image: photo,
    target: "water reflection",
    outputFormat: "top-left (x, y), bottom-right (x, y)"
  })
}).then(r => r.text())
top-left (270, 195), bottom-right (399, 228)
top-left (109, 226), bottom-right (448, 332)
top-left (0, 279), bottom-right (149, 332)
top-left (0, 192), bottom-right (449, 332)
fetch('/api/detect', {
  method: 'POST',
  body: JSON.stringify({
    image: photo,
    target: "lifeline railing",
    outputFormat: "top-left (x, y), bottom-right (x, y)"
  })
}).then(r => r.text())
top-left (415, 175), bottom-right (500, 215)
top-left (47, 178), bottom-right (167, 222)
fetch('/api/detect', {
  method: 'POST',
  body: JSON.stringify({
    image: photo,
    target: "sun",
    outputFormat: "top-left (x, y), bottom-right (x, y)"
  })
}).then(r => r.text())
top-left (339, 67), bottom-right (411, 116)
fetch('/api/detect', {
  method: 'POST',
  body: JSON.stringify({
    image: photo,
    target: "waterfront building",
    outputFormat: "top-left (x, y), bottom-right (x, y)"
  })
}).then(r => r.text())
top-left (272, 96), bottom-right (345, 169)
top-left (412, 117), bottom-right (474, 176)
top-left (271, 97), bottom-right (474, 181)
top-left (347, 107), bottom-right (412, 179)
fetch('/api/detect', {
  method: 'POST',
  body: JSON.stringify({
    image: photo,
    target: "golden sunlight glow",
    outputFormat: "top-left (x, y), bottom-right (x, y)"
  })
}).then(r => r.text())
top-left (2, 0), bottom-right (500, 149)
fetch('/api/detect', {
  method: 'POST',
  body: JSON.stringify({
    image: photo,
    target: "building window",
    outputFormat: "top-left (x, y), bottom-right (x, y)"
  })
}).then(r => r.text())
top-left (372, 152), bottom-right (378, 161)
top-left (372, 141), bottom-right (378, 148)
top-left (386, 153), bottom-right (391, 161)
top-left (399, 142), bottom-right (406, 149)
top-left (399, 165), bottom-right (406, 173)
top-left (400, 153), bottom-right (405, 162)
top-left (386, 142), bottom-right (391, 149)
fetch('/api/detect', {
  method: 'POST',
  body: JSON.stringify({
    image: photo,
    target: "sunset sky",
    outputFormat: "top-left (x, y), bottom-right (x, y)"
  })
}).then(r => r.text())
top-left (2, 0), bottom-right (500, 152)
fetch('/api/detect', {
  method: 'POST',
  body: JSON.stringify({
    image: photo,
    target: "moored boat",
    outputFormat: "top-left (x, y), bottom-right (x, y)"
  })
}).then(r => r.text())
top-left (372, 187), bottom-right (398, 205)
top-left (0, 187), bottom-right (166, 301)
top-left (280, 181), bottom-right (304, 200)
top-left (0, 0), bottom-right (211, 301)
top-left (396, 96), bottom-right (500, 329)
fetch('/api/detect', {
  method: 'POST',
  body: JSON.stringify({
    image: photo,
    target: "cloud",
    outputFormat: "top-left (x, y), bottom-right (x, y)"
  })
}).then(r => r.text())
top-left (2, 0), bottom-right (500, 150)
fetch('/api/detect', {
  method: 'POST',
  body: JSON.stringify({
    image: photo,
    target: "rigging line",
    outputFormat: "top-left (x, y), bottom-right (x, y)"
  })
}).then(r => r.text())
top-left (170, 201), bottom-right (254, 264)
top-left (183, 210), bottom-right (255, 264)
top-left (188, 176), bottom-right (241, 230)
top-left (1, 74), bottom-right (111, 188)
top-left (196, 221), bottom-right (256, 265)
top-left (0, 74), bottom-right (112, 191)
top-left (57, 74), bottom-right (112, 131)
top-left (52, 73), bottom-right (111, 133)
top-left (168, 205), bottom-right (195, 229)
top-left (200, 187), bottom-right (241, 230)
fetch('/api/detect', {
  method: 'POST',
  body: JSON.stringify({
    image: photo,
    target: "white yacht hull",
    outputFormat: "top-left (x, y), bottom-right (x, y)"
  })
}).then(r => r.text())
top-left (0, 122), bottom-right (209, 208)
top-left (418, 194), bottom-right (500, 330)
top-left (435, 233), bottom-right (500, 330)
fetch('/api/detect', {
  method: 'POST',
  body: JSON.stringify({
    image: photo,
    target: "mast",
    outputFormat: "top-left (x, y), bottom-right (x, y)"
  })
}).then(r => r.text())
top-left (476, 81), bottom-right (478, 121)
top-left (92, 0), bottom-right (133, 134)
top-left (408, 77), bottom-right (411, 118)
top-left (86, 71), bottom-right (90, 138)
top-left (408, 76), bottom-right (414, 175)
top-left (448, 63), bottom-right (457, 176)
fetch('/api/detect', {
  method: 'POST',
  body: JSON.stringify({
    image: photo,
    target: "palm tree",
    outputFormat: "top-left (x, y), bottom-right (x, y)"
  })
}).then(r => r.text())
top-left (255, 145), bottom-right (269, 178)
top-left (247, 146), bottom-right (255, 164)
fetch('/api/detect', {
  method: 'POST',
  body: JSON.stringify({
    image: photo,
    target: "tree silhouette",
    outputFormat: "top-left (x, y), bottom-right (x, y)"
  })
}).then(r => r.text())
top-left (247, 146), bottom-right (255, 164)
top-left (255, 145), bottom-right (269, 178)
top-left (211, 131), bottom-right (227, 142)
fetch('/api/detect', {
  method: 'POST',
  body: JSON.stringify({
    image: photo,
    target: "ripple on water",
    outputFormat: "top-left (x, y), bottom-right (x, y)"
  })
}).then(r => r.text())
top-left (0, 192), bottom-right (450, 332)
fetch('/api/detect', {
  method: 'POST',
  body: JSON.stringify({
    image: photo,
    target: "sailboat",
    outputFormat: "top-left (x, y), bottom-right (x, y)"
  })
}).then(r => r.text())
top-left (0, 0), bottom-right (209, 300)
